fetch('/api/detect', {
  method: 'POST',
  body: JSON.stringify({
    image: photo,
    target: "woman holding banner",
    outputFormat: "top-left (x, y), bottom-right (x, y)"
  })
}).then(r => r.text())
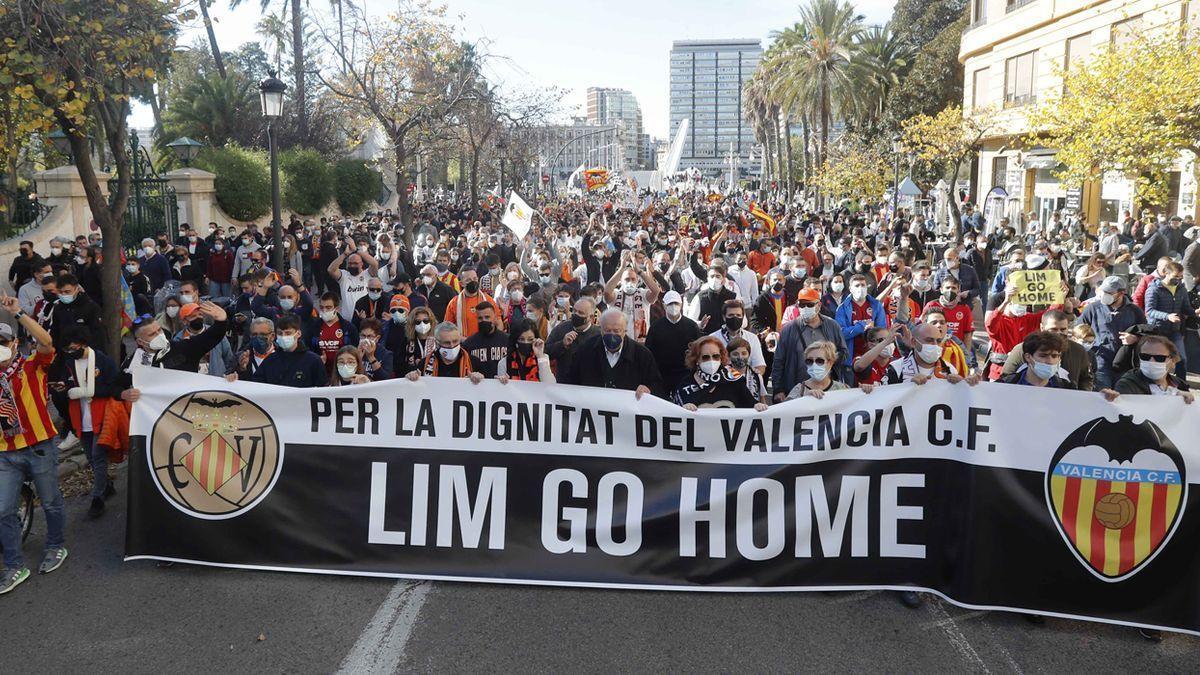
top-left (671, 336), bottom-right (765, 411)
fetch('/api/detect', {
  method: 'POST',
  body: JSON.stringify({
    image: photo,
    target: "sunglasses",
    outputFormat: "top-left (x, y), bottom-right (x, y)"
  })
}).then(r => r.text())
top-left (698, 354), bottom-right (722, 362)
top-left (804, 357), bottom-right (828, 366)
top-left (1141, 353), bottom-right (1170, 363)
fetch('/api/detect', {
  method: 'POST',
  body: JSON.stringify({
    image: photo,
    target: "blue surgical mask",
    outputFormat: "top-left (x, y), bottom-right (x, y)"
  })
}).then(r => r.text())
top-left (602, 333), bottom-right (622, 352)
top-left (1031, 361), bottom-right (1057, 380)
top-left (275, 334), bottom-right (297, 351)
top-left (279, 298), bottom-right (296, 311)
top-left (58, 293), bottom-right (76, 304)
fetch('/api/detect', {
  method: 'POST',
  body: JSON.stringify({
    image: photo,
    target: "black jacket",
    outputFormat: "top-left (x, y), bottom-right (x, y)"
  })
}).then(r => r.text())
top-left (419, 280), bottom-right (455, 321)
top-left (48, 293), bottom-right (105, 350)
top-left (1134, 229), bottom-right (1170, 267)
top-left (119, 319), bottom-right (230, 380)
top-left (560, 333), bottom-right (663, 395)
top-left (644, 315), bottom-right (701, 390)
top-left (1114, 368), bottom-right (1190, 395)
top-left (249, 347), bottom-right (328, 387)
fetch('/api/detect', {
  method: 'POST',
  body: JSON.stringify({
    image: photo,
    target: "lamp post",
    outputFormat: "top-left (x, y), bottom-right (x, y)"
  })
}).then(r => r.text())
top-left (891, 134), bottom-right (902, 224)
top-left (258, 72), bottom-right (287, 273)
top-left (166, 137), bottom-right (204, 166)
top-left (47, 129), bottom-right (76, 165)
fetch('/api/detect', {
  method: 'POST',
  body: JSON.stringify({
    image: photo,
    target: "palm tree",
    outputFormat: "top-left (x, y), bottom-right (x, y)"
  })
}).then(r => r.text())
top-left (198, 0), bottom-right (227, 79)
top-left (846, 23), bottom-right (916, 134)
top-left (257, 11), bottom-right (289, 74)
top-left (742, 72), bottom-right (774, 187)
top-left (766, 0), bottom-right (864, 180)
top-left (230, 0), bottom-right (308, 139)
top-left (162, 71), bottom-right (260, 148)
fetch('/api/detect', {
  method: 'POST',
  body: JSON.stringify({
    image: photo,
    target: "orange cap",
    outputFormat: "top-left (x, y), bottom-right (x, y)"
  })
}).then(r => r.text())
top-left (796, 288), bottom-right (821, 302)
top-left (389, 295), bottom-right (410, 310)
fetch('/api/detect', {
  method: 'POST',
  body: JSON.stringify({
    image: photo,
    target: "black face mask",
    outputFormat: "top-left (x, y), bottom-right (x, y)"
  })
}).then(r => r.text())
top-left (570, 313), bottom-right (587, 329)
top-left (188, 319), bottom-right (205, 333)
top-left (43, 291), bottom-right (56, 302)
top-left (65, 348), bottom-right (84, 360)
top-left (478, 320), bottom-right (494, 336)
top-left (772, 282), bottom-right (784, 293)
top-left (724, 316), bottom-right (743, 332)
top-left (464, 280), bottom-right (479, 294)
top-left (346, 266), bottom-right (362, 275)
top-left (516, 342), bottom-right (533, 356)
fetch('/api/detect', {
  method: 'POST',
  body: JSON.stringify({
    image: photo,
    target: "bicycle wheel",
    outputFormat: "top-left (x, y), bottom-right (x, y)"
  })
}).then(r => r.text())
top-left (19, 483), bottom-right (34, 542)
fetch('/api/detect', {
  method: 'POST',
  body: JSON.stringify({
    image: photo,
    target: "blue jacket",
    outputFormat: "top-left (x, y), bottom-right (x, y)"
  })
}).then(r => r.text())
top-left (1078, 299), bottom-right (1145, 367)
top-left (249, 348), bottom-right (328, 387)
top-left (934, 262), bottom-right (983, 303)
top-left (835, 294), bottom-right (887, 367)
top-left (1145, 278), bottom-right (1195, 335)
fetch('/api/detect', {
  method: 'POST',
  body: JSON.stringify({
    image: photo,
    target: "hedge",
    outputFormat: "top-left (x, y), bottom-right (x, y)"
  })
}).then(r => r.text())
top-left (281, 149), bottom-right (333, 216)
top-left (194, 145), bottom-right (271, 221)
top-left (333, 158), bottom-right (384, 215)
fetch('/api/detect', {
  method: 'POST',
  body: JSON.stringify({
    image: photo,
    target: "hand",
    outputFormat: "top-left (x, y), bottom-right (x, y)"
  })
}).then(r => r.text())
top-left (121, 388), bottom-right (141, 402)
top-left (67, 386), bottom-right (84, 400)
top-left (0, 294), bottom-right (19, 315)
top-left (1181, 391), bottom-right (1194, 405)
top-left (288, 267), bottom-right (302, 285)
top-left (859, 383), bottom-right (876, 394)
top-left (406, 370), bottom-right (421, 382)
top-left (360, 338), bottom-right (376, 356)
top-left (239, 351), bottom-right (251, 370)
top-left (753, 402), bottom-right (769, 412)
top-left (497, 374), bottom-right (510, 385)
top-left (356, 309), bottom-right (367, 320)
top-left (225, 373), bottom-right (238, 382)
top-left (957, 291), bottom-right (969, 303)
top-left (1101, 388), bottom-right (1120, 402)
top-left (49, 381), bottom-right (66, 392)
top-left (1119, 331), bottom-right (1138, 346)
top-left (700, 316), bottom-right (710, 329)
top-left (198, 300), bottom-right (227, 322)
top-left (532, 338), bottom-right (545, 359)
top-left (563, 331), bottom-right (578, 347)
top-left (964, 374), bottom-right (982, 386)
top-left (635, 384), bottom-right (651, 400)
top-left (1005, 284), bottom-right (1018, 298)
top-left (683, 403), bottom-right (698, 412)
top-left (1168, 313), bottom-right (1181, 323)
top-left (912, 374), bottom-right (931, 385)
top-left (808, 389), bottom-right (825, 399)
top-left (468, 372), bottom-right (484, 385)
top-left (350, 374), bottom-right (371, 385)
top-left (773, 392), bottom-right (786, 403)
top-left (859, 320), bottom-right (873, 329)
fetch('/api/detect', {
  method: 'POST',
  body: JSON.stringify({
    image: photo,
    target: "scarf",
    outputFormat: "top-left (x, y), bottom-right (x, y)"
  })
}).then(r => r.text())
top-left (72, 348), bottom-right (96, 402)
top-left (0, 354), bottom-right (27, 438)
top-left (507, 350), bottom-right (540, 381)
top-left (424, 349), bottom-right (471, 377)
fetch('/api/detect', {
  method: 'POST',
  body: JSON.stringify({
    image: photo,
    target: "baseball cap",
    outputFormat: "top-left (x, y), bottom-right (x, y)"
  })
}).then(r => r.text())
top-left (389, 295), bottom-right (411, 311)
top-left (796, 288), bottom-right (821, 303)
top-left (179, 303), bottom-right (202, 321)
top-left (662, 290), bottom-right (682, 306)
top-left (391, 271), bottom-right (412, 285)
top-left (1025, 254), bottom-right (1048, 270)
top-left (1098, 276), bottom-right (1127, 293)
top-left (0, 323), bottom-right (13, 341)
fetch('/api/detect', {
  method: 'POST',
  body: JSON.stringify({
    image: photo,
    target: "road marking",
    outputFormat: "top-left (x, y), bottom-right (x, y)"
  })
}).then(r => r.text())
top-left (925, 601), bottom-right (990, 673)
top-left (337, 581), bottom-right (432, 674)
top-left (920, 609), bottom-right (989, 629)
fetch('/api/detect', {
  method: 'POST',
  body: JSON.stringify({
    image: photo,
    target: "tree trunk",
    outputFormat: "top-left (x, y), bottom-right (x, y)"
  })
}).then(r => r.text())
top-left (147, 89), bottom-right (164, 140)
top-left (469, 147), bottom-right (481, 220)
top-left (771, 112), bottom-right (784, 198)
top-left (394, 139), bottom-right (413, 250)
top-left (784, 115), bottom-right (794, 202)
top-left (291, 0), bottom-right (308, 140)
top-left (801, 115), bottom-right (811, 192)
top-left (199, 0), bottom-right (226, 79)
top-left (336, 0), bottom-right (346, 75)
top-left (820, 78), bottom-right (831, 210)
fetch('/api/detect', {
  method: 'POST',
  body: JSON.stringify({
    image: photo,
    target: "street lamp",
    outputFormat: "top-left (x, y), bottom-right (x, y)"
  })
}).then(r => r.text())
top-left (891, 134), bottom-right (903, 224)
top-left (47, 129), bottom-right (76, 165)
top-left (166, 136), bottom-right (204, 166)
top-left (258, 71), bottom-right (287, 273)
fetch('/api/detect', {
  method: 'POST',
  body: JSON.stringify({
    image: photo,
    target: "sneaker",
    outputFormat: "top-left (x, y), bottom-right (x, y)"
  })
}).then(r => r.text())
top-left (38, 548), bottom-right (67, 575)
top-left (103, 482), bottom-right (116, 500)
top-left (0, 568), bottom-right (30, 594)
top-left (87, 497), bottom-right (105, 519)
top-left (58, 432), bottom-right (80, 451)
top-left (897, 591), bottom-right (923, 609)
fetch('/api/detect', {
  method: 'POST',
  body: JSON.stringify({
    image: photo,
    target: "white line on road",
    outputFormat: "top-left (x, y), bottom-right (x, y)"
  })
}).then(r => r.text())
top-left (925, 601), bottom-right (990, 673)
top-left (337, 581), bottom-right (432, 675)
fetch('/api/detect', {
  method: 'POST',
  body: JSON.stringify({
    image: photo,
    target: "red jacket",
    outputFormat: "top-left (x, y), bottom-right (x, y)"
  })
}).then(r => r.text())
top-left (206, 250), bottom-right (236, 283)
top-left (1132, 271), bottom-right (1157, 309)
top-left (984, 309), bottom-right (1046, 379)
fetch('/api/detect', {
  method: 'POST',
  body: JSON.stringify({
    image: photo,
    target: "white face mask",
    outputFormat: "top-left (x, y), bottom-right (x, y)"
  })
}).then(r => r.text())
top-left (831, 281), bottom-right (845, 293)
top-left (422, 275), bottom-right (435, 286)
top-left (850, 286), bottom-right (868, 301)
top-left (1140, 360), bottom-right (1169, 381)
top-left (180, 293), bottom-right (195, 304)
top-left (881, 343), bottom-right (896, 358)
top-left (1099, 291), bottom-right (1115, 306)
top-left (439, 345), bottom-right (461, 362)
top-left (1009, 304), bottom-right (1027, 317)
top-left (275, 334), bottom-right (297, 351)
top-left (622, 281), bottom-right (638, 294)
top-left (337, 363), bottom-right (358, 380)
top-left (666, 304), bottom-right (682, 320)
top-left (166, 306), bottom-right (180, 318)
top-left (707, 278), bottom-right (723, 291)
top-left (0, 345), bottom-right (12, 363)
top-left (799, 306), bottom-right (818, 322)
top-left (320, 309), bottom-right (338, 322)
top-left (699, 360), bottom-right (721, 376)
top-left (415, 320), bottom-right (431, 335)
top-left (143, 246), bottom-right (155, 257)
top-left (148, 333), bottom-right (170, 353)
top-left (918, 343), bottom-right (942, 363)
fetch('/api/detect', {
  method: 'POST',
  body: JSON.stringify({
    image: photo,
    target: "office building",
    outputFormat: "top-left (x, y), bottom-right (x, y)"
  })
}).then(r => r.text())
top-left (515, 117), bottom-right (622, 182)
top-left (586, 87), bottom-right (648, 170)
top-left (669, 39), bottom-right (762, 179)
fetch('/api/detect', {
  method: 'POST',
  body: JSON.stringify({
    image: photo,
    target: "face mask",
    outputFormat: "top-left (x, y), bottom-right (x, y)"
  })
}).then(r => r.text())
top-left (180, 293), bottom-right (195, 304)
top-left (439, 345), bottom-right (461, 362)
top-left (1081, 340), bottom-right (1094, 350)
top-left (248, 336), bottom-right (271, 355)
top-left (1031, 360), bottom-right (1058, 380)
top-left (478, 321), bottom-right (495, 336)
top-left (799, 306), bottom-right (817, 322)
top-left (1099, 291), bottom-right (1115, 305)
top-left (276, 298), bottom-right (295, 312)
top-left (881, 343), bottom-right (896, 358)
top-left (540, 274), bottom-right (552, 284)
top-left (666, 305), bottom-right (682, 320)
top-left (148, 333), bottom-right (170, 352)
top-left (850, 286), bottom-right (867, 302)
top-left (74, 256), bottom-right (86, 265)
top-left (707, 278), bottom-right (723, 291)
top-left (51, 247), bottom-right (62, 256)
top-left (1009, 304), bottom-right (1027, 317)
top-left (941, 291), bottom-right (956, 303)
top-left (831, 281), bottom-right (845, 293)
top-left (913, 278), bottom-right (931, 291)
top-left (517, 342), bottom-right (533, 357)
top-left (807, 364), bottom-right (829, 381)
top-left (337, 363), bottom-right (358, 380)
top-left (1140, 360), bottom-right (1169, 381)
top-left (347, 266), bottom-right (362, 275)
top-left (793, 267), bottom-right (807, 279)
top-left (143, 246), bottom-right (156, 257)
top-left (368, 290), bottom-right (382, 301)
top-left (358, 246), bottom-right (368, 254)
top-left (187, 319), bottom-right (205, 333)
top-left (423, 275), bottom-right (435, 286)
top-left (622, 281), bottom-right (638, 294)
top-left (165, 305), bottom-right (179, 317)
top-left (214, 242), bottom-right (224, 251)
top-left (0, 345), bottom-right (12, 363)
top-left (321, 310), bottom-right (338, 322)
top-left (918, 343), bottom-right (942, 363)
top-left (699, 360), bottom-right (721, 376)
top-left (506, 271), bottom-right (519, 282)
top-left (602, 333), bottom-right (623, 352)
top-left (414, 320), bottom-right (431, 335)
top-left (724, 316), bottom-right (743, 332)
top-left (242, 239), bottom-right (252, 247)
top-left (464, 280), bottom-right (479, 294)
top-left (511, 290), bottom-right (524, 303)
top-left (730, 356), bottom-right (748, 370)
top-left (570, 313), bottom-right (587, 329)
top-left (125, 264), bottom-right (138, 274)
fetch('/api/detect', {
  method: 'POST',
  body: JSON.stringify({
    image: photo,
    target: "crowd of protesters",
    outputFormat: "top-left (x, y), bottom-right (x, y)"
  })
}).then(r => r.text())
top-left (1, 190), bottom-right (1197, 634)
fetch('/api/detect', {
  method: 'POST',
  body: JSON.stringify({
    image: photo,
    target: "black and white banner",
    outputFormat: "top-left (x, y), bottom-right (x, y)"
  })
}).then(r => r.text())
top-left (126, 368), bottom-right (1200, 635)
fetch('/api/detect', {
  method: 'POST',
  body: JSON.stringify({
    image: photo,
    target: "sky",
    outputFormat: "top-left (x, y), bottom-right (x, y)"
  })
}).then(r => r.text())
top-left (134, 0), bottom-right (897, 138)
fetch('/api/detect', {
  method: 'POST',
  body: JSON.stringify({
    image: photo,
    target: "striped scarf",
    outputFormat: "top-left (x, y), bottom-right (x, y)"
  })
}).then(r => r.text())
top-left (506, 350), bottom-right (540, 381)
top-left (0, 354), bottom-right (27, 438)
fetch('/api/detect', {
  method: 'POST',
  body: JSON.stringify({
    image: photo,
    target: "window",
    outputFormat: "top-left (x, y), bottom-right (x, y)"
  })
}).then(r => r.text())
top-left (1063, 33), bottom-right (1091, 93)
top-left (1111, 15), bottom-right (1143, 48)
top-left (1007, 0), bottom-right (1035, 12)
top-left (972, 68), bottom-right (990, 109)
top-left (992, 156), bottom-right (1009, 188)
top-left (970, 0), bottom-right (987, 26)
top-left (1004, 51), bottom-right (1037, 108)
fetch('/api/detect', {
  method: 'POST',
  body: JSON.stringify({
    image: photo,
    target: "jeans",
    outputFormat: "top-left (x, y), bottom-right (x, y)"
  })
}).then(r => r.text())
top-left (0, 439), bottom-right (66, 569)
top-left (1094, 364), bottom-right (1115, 391)
top-left (209, 281), bottom-right (232, 303)
top-left (1171, 333), bottom-right (1188, 379)
top-left (81, 431), bottom-right (106, 499)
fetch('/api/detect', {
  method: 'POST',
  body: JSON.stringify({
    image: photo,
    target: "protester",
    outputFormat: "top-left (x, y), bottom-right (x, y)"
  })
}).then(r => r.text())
top-left (785, 341), bottom-right (855, 399)
top-left (497, 319), bottom-right (554, 383)
top-left (248, 313), bottom-right (327, 387)
top-left (672, 336), bottom-right (766, 410)
top-left (560, 309), bottom-right (661, 397)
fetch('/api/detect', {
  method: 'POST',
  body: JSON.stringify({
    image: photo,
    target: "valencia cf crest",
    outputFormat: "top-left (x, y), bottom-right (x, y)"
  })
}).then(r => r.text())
top-left (1045, 415), bottom-right (1186, 582)
top-left (149, 391), bottom-right (282, 519)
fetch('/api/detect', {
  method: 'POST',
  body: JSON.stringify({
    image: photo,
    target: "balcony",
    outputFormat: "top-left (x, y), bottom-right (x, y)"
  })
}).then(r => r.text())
top-left (1006, 0), bottom-right (1036, 13)
top-left (1003, 92), bottom-right (1036, 109)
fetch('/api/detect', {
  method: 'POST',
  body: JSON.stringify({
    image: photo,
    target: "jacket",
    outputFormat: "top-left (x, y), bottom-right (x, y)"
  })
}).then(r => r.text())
top-left (419, 280), bottom-right (455, 321)
top-left (1000, 340), bottom-right (1094, 392)
top-left (933, 262), bottom-right (982, 303)
top-left (1114, 368), bottom-right (1191, 395)
top-left (249, 347), bottom-right (328, 387)
top-left (559, 333), bottom-right (663, 395)
top-left (1144, 278), bottom-right (1195, 335)
top-left (48, 293), bottom-right (105, 350)
top-left (835, 294), bottom-right (887, 367)
top-left (770, 315), bottom-right (847, 396)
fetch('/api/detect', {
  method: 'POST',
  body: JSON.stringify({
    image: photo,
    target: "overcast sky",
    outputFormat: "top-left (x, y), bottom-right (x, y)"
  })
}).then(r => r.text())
top-left (135, 0), bottom-right (897, 138)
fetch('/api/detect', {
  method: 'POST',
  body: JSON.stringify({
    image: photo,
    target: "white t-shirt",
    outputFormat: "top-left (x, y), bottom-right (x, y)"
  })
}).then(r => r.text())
top-left (708, 328), bottom-right (766, 370)
top-left (612, 287), bottom-right (650, 340)
top-left (338, 270), bottom-right (372, 321)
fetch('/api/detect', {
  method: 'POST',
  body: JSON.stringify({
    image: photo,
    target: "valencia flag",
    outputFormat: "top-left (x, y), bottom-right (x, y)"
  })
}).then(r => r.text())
top-left (748, 202), bottom-right (777, 236)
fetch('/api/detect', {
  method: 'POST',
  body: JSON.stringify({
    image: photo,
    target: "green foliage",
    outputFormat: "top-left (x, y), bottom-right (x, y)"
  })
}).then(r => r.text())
top-left (195, 145), bottom-right (271, 221)
top-left (162, 69), bottom-right (259, 149)
top-left (281, 149), bottom-right (332, 215)
top-left (885, 14), bottom-right (967, 128)
top-left (891, 0), bottom-right (967, 50)
top-left (333, 159), bottom-right (384, 215)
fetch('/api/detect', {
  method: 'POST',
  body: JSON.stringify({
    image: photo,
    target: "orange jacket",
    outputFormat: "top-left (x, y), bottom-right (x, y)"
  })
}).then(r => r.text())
top-left (445, 291), bottom-right (496, 338)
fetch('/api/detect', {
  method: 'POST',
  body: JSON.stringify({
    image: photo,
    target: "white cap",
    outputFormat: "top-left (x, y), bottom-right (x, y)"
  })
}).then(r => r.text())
top-left (663, 290), bottom-right (683, 306)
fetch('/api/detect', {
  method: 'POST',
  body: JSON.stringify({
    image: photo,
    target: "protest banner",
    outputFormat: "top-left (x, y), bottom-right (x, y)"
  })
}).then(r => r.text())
top-left (1010, 269), bottom-right (1064, 305)
top-left (126, 369), bottom-right (1200, 636)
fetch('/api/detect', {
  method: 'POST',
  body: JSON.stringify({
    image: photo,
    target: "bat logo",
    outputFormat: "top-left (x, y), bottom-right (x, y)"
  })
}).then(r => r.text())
top-left (1045, 415), bottom-right (1187, 582)
top-left (192, 397), bottom-right (242, 409)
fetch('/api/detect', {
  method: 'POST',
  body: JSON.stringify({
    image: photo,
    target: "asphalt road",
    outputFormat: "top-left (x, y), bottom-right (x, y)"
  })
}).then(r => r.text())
top-left (2, 470), bottom-right (1198, 673)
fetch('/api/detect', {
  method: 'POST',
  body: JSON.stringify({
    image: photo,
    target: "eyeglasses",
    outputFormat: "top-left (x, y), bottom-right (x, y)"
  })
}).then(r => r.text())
top-left (698, 353), bottom-right (722, 362)
top-left (804, 357), bottom-right (828, 366)
top-left (797, 302), bottom-right (817, 308)
top-left (1141, 353), bottom-right (1170, 363)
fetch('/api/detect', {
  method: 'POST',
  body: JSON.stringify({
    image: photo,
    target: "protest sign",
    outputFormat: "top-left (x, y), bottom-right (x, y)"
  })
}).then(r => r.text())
top-left (1010, 269), bottom-right (1064, 305)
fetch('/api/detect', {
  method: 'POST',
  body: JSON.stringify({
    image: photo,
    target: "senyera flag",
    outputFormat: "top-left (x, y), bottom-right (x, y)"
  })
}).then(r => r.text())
top-left (748, 202), bottom-right (777, 236)
top-left (584, 169), bottom-right (609, 192)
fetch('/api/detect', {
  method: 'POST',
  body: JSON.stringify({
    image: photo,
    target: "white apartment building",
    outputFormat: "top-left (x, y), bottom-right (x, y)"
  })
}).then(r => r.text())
top-left (669, 39), bottom-right (762, 179)
top-left (586, 87), bottom-right (649, 170)
top-left (961, 0), bottom-right (1199, 228)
